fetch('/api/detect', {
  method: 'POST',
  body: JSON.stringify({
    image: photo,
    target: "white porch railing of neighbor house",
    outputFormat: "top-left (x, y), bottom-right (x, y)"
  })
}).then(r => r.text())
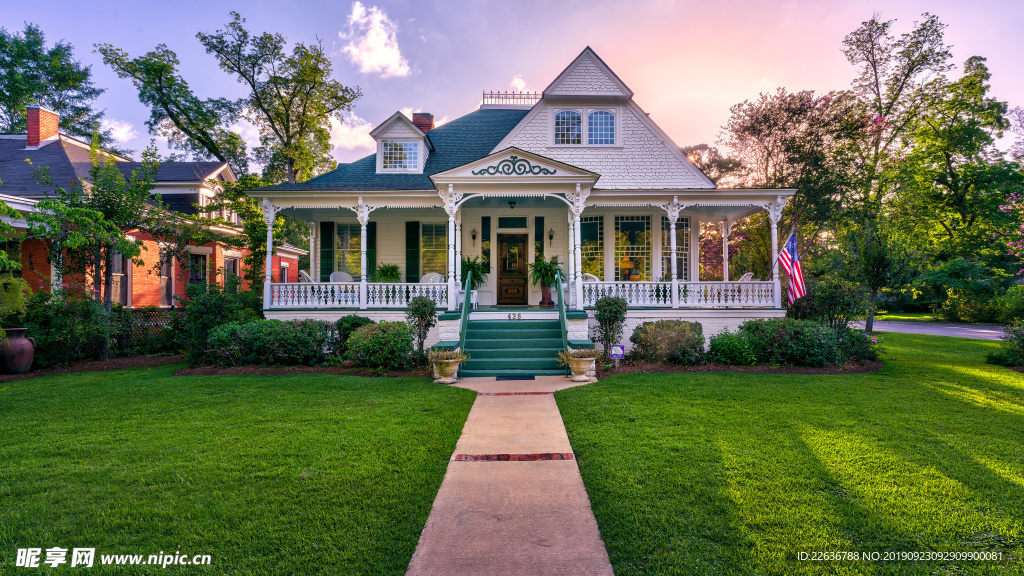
top-left (267, 282), bottom-right (449, 310)
top-left (581, 281), bottom-right (776, 308)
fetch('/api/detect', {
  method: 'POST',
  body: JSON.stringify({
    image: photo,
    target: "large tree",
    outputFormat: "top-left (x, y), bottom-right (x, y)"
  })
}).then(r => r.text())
top-left (98, 11), bottom-right (361, 184)
top-left (841, 12), bottom-right (953, 217)
top-left (96, 44), bottom-right (250, 175)
top-left (0, 24), bottom-right (110, 143)
top-left (897, 57), bottom-right (1024, 262)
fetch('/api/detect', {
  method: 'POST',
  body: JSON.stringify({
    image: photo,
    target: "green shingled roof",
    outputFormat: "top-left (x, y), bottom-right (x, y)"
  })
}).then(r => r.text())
top-left (258, 108), bottom-right (529, 192)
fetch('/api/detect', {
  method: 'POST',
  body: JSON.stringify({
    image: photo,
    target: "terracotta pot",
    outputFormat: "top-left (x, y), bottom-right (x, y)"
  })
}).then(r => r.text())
top-left (567, 356), bottom-right (595, 382)
top-left (433, 359), bottom-right (461, 384)
top-left (2, 328), bottom-right (36, 374)
top-left (540, 286), bottom-right (553, 306)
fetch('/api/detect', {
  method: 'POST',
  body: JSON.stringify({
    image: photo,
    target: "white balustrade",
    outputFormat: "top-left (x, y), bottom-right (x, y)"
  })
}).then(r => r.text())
top-left (267, 282), bottom-right (448, 310)
top-left (366, 282), bottom-right (449, 309)
top-left (582, 281), bottom-right (776, 308)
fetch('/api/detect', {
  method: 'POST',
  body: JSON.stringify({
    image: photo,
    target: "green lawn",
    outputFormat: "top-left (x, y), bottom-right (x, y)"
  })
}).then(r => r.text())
top-left (0, 366), bottom-right (476, 575)
top-left (558, 333), bottom-right (1024, 575)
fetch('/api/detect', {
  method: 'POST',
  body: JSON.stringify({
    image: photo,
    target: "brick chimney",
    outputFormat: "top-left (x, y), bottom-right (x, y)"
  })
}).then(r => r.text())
top-left (412, 112), bottom-right (435, 132)
top-left (27, 105), bottom-right (60, 147)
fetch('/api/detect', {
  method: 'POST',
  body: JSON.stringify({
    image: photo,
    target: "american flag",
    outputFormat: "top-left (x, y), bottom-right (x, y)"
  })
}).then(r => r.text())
top-left (778, 232), bottom-right (806, 305)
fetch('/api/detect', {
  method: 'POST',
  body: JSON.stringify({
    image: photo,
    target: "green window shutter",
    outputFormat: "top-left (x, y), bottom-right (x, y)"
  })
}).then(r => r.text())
top-left (367, 221), bottom-right (377, 279)
top-left (405, 221), bottom-right (420, 282)
top-left (535, 216), bottom-right (544, 261)
top-left (319, 221), bottom-right (334, 282)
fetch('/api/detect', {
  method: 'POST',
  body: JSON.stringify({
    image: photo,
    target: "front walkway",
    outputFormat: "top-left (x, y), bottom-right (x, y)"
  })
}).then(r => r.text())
top-left (406, 376), bottom-right (614, 576)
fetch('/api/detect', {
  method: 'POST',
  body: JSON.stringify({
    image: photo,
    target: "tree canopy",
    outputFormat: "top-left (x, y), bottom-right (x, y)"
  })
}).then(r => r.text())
top-left (0, 23), bottom-right (110, 144)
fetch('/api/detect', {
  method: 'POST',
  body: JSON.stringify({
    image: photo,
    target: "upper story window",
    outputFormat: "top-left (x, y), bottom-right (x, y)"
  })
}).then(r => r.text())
top-left (554, 110), bottom-right (582, 145)
top-left (554, 107), bottom-right (617, 146)
top-left (380, 140), bottom-right (419, 171)
top-left (588, 110), bottom-right (615, 145)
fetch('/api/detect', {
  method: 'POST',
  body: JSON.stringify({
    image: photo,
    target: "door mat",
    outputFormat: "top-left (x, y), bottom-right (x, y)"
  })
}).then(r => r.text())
top-left (495, 375), bottom-right (536, 380)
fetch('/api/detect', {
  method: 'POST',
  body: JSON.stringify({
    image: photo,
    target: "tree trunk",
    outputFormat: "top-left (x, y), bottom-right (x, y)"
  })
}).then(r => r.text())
top-left (99, 248), bottom-right (113, 361)
top-left (93, 245), bottom-right (103, 302)
top-left (865, 288), bottom-right (878, 334)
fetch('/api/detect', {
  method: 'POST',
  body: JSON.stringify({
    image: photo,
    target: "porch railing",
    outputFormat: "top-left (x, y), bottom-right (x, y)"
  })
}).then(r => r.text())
top-left (366, 282), bottom-right (449, 309)
top-left (581, 281), bottom-right (775, 308)
top-left (267, 282), bottom-right (448, 309)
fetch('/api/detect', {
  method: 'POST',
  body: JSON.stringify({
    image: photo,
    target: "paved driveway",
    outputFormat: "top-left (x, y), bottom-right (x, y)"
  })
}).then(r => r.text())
top-left (855, 320), bottom-right (1004, 340)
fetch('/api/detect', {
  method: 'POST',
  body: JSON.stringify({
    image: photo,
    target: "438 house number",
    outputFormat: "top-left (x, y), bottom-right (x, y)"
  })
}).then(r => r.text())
top-left (507, 313), bottom-right (522, 320)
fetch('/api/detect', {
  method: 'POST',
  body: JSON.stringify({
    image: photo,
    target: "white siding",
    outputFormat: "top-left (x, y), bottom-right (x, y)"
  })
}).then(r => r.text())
top-left (547, 55), bottom-right (627, 97)
top-left (504, 104), bottom-right (712, 189)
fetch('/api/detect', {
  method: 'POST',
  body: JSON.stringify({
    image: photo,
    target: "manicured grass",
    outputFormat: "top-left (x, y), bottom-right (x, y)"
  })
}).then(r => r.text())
top-left (558, 333), bottom-right (1024, 575)
top-left (875, 312), bottom-right (942, 323)
top-left (0, 365), bottom-right (476, 575)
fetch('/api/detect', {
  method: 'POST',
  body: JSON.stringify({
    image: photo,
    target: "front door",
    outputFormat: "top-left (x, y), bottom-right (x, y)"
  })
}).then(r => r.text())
top-left (497, 234), bottom-right (528, 305)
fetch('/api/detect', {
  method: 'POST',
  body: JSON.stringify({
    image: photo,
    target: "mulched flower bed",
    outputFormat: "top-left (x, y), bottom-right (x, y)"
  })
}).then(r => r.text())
top-left (0, 355), bottom-right (186, 383)
top-left (597, 359), bottom-right (883, 377)
top-left (174, 364), bottom-right (433, 378)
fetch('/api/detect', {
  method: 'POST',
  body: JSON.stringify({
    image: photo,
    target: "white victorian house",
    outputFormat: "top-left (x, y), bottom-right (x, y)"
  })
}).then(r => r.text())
top-left (248, 47), bottom-right (793, 376)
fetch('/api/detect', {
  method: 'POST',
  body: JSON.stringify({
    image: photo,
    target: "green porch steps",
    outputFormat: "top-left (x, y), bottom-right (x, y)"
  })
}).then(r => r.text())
top-left (460, 320), bottom-right (566, 377)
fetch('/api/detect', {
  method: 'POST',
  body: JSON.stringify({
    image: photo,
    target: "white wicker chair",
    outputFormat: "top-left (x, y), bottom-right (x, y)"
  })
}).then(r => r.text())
top-left (581, 273), bottom-right (600, 282)
top-left (329, 271), bottom-right (353, 282)
top-left (420, 272), bottom-right (444, 283)
top-left (737, 272), bottom-right (754, 282)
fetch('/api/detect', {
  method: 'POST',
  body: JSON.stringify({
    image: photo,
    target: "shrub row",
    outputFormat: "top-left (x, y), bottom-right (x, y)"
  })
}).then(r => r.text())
top-left (625, 316), bottom-right (878, 368)
top-left (708, 318), bottom-right (878, 367)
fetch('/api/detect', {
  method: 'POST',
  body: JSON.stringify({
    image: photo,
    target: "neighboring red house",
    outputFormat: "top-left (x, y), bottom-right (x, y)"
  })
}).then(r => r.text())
top-left (0, 106), bottom-right (306, 307)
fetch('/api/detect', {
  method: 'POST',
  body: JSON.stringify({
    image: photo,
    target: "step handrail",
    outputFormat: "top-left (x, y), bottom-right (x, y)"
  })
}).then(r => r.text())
top-left (457, 274), bottom-right (473, 376)
top-left (556, 273), bottom-right (570, 375)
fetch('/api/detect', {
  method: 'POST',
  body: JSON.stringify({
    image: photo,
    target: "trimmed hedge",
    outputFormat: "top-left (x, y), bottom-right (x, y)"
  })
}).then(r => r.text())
top-left (345, 321), bottom-right (414, 370)
top-left (206, 319), bottom-right (336, 366)
top-left (335, 315), bottom-right (376, 357)
top-left (629, 320), bottom-right (705, 365)
top-left (710, 318), bottom-right (878, 368)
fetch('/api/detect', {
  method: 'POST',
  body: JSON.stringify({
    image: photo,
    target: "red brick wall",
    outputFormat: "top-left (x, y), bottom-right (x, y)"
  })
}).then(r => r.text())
top-left (20, 239), bottom-right (51, 293)
top-left (26, 106), bottom-right (59, 147)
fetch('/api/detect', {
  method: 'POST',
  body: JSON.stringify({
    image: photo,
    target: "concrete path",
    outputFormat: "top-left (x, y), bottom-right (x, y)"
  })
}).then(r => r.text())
top-left (406, 376), bottom-right (614, 576)
top-left (855, 320), bottom-right (1004, 340)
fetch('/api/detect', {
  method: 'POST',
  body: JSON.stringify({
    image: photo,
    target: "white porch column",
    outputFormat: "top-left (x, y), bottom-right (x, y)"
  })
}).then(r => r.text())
top-left (309, 221), bottom-right (317, 279)
top-left (355, 197), bottom-right (376, 310)
top-left (260, 198), bottom-right (279, 309)
top-left (442, 184), bottom-right (460, 311)
top-left (566, 212), bottom-right (575, 308)
top-left (665, 197), bottom-right (681, 308)
top-left (569, 185), bottom-right (588, 309)
top-left (455, 214), bottom-right (463, 288)
top-left (719, 220), bottom-right (732, 282)
top-left (767, 196), bottom-right (787, 308)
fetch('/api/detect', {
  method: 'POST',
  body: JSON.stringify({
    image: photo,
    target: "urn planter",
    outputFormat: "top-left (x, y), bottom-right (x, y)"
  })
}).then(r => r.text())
top-left (2, 328), bottom-right (36, 374)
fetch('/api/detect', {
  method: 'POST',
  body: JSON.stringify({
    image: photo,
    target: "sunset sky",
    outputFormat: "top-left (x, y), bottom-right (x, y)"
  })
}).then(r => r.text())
top-left (5, 0), bottom-right (1022, 166)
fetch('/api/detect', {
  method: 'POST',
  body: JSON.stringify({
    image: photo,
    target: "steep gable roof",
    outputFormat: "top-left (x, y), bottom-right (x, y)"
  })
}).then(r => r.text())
top-left (260, 108), bottom-right (529, 192)
top-left (543, 46), bottom-right (633, 99)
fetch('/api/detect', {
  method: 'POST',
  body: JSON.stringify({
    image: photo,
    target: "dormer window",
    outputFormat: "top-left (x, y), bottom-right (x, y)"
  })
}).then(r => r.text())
top-left (380, 140), bottom-right (419, 171)
top-left (554, 110), bottom-right (582, 145)
top-left (553, 107), bottom-right (617, 146)
top-left (588, 110), bottom-right (615, 145)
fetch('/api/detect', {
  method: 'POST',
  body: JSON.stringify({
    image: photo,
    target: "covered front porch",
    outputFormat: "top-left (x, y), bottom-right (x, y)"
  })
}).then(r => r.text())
top-left (249, 147), bottom-right (794, 315)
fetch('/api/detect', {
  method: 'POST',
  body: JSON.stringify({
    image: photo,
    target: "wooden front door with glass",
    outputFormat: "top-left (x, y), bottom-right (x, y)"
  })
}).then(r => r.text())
top-left (497, 234), bottom-right (528, 305)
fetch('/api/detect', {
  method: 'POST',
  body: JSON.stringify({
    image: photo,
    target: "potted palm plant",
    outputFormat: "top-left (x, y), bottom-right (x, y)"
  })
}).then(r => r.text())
top-left (529, 258), bottom-right (565, 306)
top-left (374, 263), bottom-right (402, 305)
top-left (428, 347), bottom-right (469, 384)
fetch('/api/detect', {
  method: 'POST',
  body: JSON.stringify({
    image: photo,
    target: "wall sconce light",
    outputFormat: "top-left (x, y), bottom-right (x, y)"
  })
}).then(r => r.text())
top-left (508, 201), bottom-right (516, 210)
top-left (548, 228), bottom-right (555, 247)
top-left (471, 229), bottom-right (478, 246)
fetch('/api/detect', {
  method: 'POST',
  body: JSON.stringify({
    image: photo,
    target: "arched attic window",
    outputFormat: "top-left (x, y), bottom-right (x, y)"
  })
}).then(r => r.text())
top-left (588, 110), bottom-right (615, 145)
top-left (554, 110), bottom-right (582, 145)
